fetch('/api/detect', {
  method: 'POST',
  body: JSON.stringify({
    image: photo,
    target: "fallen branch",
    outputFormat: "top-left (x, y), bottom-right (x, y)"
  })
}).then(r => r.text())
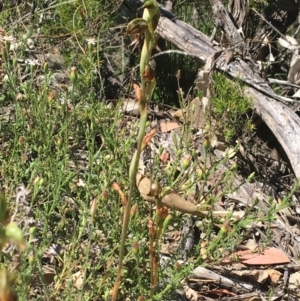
top-left (156, 16), bottom-right (300, 178)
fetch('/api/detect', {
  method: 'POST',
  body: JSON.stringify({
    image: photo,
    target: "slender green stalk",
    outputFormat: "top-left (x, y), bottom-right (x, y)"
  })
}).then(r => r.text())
top-left (111, 2), bottom-right (160, 300)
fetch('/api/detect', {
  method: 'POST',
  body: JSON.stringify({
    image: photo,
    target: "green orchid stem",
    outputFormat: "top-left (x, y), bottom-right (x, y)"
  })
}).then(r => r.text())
top-left (112, 108), bottom-right (148, 300)
top-left (111, 2), bottom-right (160, 300)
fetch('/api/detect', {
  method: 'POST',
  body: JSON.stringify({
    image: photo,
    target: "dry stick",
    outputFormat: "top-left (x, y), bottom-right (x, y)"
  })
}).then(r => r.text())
top-left (267, 78), bottom-right (300, 91)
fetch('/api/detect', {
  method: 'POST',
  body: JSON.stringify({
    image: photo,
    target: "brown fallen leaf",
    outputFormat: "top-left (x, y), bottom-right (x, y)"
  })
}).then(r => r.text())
top-left (141, 128), bottom-right (156, 150)
top-left (136, 174), bottom-right (245, 219)
top-left (183, 281), bottom-right (198, 301)
top-left (237, 247), bottom-right (290, 265)
top-left (159, 121), bottom-right (181, 133)
top-left (232, 269), bottom-right (269, 283)
top-left (121, 98), bottom-right (139, 114)
top-left (160, 152), bottom-right (170, 164)
top-left (72, 270), bottom-right (84, 289)
top-left (187, 97), bottom-right (205, 129)
top-left (245, 239), bottom-right (258, 251)
top-left (136, 174), bottom-right (205, 217)
top-left (172, 108), bottom-right (184, 119)
top-left (268, 269), bottom-right (282, 284)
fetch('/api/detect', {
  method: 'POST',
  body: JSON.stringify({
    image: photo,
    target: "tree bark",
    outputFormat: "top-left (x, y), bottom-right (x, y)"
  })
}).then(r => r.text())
top-left (228, 0), bottom-right (249, 31)
top-left (209, 0), bottom-right (245, 54)
top-left (156, 16), bottom-right (300, 178)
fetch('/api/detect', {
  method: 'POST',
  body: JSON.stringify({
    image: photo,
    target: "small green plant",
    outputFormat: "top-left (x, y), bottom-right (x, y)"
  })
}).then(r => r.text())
top-left (209, 73), bottom-right (254, 143)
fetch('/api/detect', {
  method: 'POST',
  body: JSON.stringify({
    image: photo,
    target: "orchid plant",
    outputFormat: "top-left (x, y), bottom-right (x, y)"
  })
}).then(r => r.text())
top-left (111, 1), bottom-right (160, 300)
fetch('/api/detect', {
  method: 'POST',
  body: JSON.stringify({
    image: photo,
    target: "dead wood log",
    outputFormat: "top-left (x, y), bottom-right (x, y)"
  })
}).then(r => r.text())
top-left (228, 0), bottom-right (249, 32)
top-left (156, 16), bottom-right (300, 178)
top-left (209, 0), bottom-right (245, 54)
